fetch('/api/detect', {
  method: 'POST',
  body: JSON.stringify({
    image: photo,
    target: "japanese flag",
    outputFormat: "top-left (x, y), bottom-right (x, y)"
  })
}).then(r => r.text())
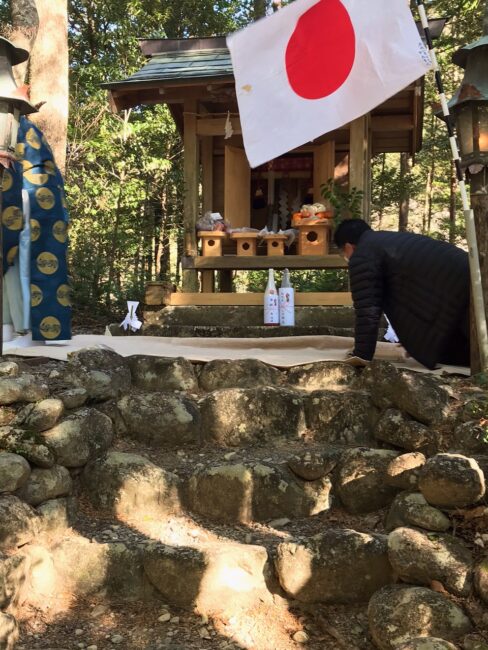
top-left (227, 0), bottom-right (432, 168)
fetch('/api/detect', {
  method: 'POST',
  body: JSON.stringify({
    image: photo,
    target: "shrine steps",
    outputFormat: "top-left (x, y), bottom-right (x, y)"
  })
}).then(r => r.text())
top-left (2, 352), bottom-right (483, 650)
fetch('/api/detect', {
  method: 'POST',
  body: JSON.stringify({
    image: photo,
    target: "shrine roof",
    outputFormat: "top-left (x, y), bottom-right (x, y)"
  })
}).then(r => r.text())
top-left (102, 37), bottom-right (232, 90)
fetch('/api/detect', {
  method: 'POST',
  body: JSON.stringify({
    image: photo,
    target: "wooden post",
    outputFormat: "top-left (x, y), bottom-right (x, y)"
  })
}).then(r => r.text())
top-left (145, 281), bottom-right (173, 306)
top-left (313, 141), bottom-right (335, 203)
top-left (182, 99), bottom-right (199, 292)
top-left (224, 145), bottom-right (251, 228)
top-left (202, 136), bottom-right (213, 214)
top-left (469, 169), bottom-right (488, 373)
top-left (219, 270), bottom-right (233, 292)
top-left (201, 270), bottom-right (215, 293)
top-left (349, 114), bottom-right (371, 222)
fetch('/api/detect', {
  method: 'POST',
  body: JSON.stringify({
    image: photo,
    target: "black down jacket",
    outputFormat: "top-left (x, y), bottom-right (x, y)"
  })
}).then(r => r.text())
top-left (348, 230), bottom-right (470, 369)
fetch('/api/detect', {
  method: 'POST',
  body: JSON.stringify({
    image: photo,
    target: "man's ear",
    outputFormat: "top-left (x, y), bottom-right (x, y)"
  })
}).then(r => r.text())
top-left (344, 243), bottom-right (355, 260)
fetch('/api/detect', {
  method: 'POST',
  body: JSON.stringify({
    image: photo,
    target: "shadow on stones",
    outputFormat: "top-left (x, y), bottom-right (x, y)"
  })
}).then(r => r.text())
top-left (19, 513), bottom-right (250, 650)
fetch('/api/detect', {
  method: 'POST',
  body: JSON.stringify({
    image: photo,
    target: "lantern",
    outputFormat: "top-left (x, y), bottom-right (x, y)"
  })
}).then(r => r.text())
top-left (446, 32), bottom-right (488, 170)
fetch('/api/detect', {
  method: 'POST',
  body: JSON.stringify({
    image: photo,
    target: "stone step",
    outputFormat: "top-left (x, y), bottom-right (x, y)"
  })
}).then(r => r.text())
top-left (104, 384), bottom-right (380, 449)
top-left (141, 304), bottom-right (389, 339)
top-left (144, 305), bottom-right (357, 328)
top-left (6, 506), bottom-right (477, 648)
top-left (1, 517), bottom-right (393, 612)
top-left (0, 349), bottom-right (487, 650)
top-left (141, 323), bottom-right (358, 338)
top-left (78, 446), bottom-right (486, 527)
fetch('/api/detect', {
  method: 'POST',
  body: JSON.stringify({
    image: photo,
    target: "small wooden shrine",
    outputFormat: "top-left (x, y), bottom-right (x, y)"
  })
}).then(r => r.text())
top-left (104, 26), bottom-right (443, 308)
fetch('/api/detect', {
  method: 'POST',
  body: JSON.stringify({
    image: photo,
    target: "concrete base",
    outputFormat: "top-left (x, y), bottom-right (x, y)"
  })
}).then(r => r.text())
top-left (144, 305), bottom-right (356, 328)
top-left (142, 324), bottom-right (362, 338)
top-left (142, 305), bottom-right (386, 339)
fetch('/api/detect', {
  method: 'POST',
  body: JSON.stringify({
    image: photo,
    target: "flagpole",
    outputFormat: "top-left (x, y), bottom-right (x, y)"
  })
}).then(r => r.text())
top-left (415, 0), bottom-right (488, 372)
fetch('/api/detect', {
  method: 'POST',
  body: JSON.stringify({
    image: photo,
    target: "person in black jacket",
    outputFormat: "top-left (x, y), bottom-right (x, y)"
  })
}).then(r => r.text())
top-left (334, 219), bottom-right (470, 369)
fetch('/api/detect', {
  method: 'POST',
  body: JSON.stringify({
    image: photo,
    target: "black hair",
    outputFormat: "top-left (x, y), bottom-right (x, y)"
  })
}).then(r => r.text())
top-left (334, 218), bottom-right (372, 248)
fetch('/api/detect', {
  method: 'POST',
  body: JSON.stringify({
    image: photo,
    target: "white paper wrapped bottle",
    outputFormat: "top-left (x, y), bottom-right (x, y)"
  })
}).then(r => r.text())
top-left (264, 268), bottom-right (279, 325)
top-left (279, 268), bottom-right (295, 326)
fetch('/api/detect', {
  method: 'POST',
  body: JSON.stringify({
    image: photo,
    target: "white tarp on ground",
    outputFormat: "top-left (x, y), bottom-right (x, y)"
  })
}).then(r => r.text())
top-left (3, 333), bottom-right (469, 375)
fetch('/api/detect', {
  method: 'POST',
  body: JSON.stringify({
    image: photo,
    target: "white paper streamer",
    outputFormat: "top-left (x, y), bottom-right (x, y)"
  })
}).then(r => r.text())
top-left (120, 301), bottom-right (142, 332)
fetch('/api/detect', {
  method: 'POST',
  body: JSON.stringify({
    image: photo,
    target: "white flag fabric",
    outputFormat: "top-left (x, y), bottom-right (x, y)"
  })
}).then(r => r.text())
top-left (227, 0), bottom-right (432, 168)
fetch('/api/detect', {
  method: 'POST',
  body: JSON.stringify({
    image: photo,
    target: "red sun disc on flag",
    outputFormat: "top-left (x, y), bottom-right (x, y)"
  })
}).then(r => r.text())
top-left (285, 0), bottom-right (356, 100)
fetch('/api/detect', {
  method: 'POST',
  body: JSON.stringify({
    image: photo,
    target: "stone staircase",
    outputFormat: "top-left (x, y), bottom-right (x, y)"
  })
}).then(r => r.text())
top-left (0, 349), bottom-right (488, 650)
top-left (141, 305), bottom-right (387, 339)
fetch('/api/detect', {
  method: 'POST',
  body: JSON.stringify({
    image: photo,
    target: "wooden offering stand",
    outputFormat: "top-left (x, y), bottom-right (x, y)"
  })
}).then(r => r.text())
top-left (198, 231), bottom-right (227, 256)
top-left (296, 221), bottom-right (331, 256)
top-left (263, 233), bottom-right (288, 256)
top-left (229, 232), bottom-right (259, 256)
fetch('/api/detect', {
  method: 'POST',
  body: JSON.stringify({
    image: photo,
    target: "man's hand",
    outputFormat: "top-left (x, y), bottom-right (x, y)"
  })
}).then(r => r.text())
top-left (344, 352), bottom-right (370, 367)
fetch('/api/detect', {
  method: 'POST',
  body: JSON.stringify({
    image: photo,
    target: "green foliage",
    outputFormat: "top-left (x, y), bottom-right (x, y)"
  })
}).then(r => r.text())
top-left (463, 398), bottom-right (488, 422)
top-left (0, 0), bottom-right (9, 24)
top-left (243, 269), bottom-right (348, 293)
top-left (320, 179), bottom-right (364, 225)
top-left (472, 371), bottom-right (488, 388)
top-left (64, 0), bottom-right (246, 311)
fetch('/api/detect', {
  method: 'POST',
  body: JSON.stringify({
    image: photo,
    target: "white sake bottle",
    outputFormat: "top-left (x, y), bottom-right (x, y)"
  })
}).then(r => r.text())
top-left (279, 268), bottom-right (295, 326)
top-left (264, 268), bottom-right (279, 326)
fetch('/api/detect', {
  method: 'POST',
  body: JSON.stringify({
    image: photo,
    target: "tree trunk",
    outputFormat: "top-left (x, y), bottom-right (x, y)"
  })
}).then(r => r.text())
top-left (423, 168), bottom-right (433, 234)
top-left (449, 163), bottom-right (457, 244)
top-left (155, 188), bottom-right (170, 281)
top-left (29, 0), bottom-right (69, 173)
top-left (105, 180), bottom-right (124, 307)
top-left (377, 153), bottom-right (386, 229)
top-left (143, 187), bottom-right (154, 284)
top-left (398, 153), bottom-right (410, 232)
top-left (253, 0), bottom-right (268, 19)
top-left (5, 0), bottom-right (39, 84)
top-left (160, 226), bottom-right (170, 280)
top-left (423, 111), bottom-right (436, 234)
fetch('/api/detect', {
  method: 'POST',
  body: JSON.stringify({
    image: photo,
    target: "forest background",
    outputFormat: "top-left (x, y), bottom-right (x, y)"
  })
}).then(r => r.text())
top-left (0, 0), bottom-right (486, 318)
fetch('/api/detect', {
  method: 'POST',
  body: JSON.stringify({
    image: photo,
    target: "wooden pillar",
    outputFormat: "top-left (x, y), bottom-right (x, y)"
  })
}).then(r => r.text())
top-left (224, 145), bottom-right (251, 227)
top-left (202, 136), bottom-right (214, 214)
top-left (182, 99), bottom-right (199, 292)
top-left (219, 270), bottom-right (233, 293)
top-left (201, 270), bottom-right (215, 293)
top-left (349, 114), bottom-right (372, 222)
top-left (313, 141), bottom-right (335, 204)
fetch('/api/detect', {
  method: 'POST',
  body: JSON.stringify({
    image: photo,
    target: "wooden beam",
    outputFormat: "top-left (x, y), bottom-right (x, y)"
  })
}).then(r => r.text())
top-left (373, 97), bottom-right (412, 112)
top-left (371, 115), bottom-right (414, 131)
top-left (201, 136), bottom-right (214, 213)
top-left (108, 76), bottom-right (234, 93)
top-left (168, 292), bottom-right (353, 306)
top-left (196, 114), bottom-right (414, 140)
top-left (197, 116), bottom-right (242, 136)
top-left (182, 255), bottom-right (348, 270)
top-left (349, 115), bottom-right (371, 222)
top-left (108, 82), bottom-right (236, 112)
top-left (250, 171), bottom-right (312, 180)
top-left (182, 99), bottom-right (199, 292)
